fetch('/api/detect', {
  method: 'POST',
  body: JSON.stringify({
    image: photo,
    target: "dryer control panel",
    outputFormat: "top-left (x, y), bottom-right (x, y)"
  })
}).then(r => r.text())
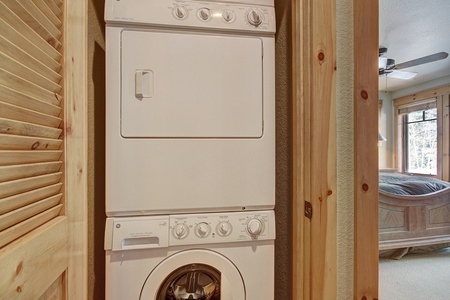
top-left (105, 211), bottom-right (275, 251)
top-left (105, 0), bottom-right (276, 34)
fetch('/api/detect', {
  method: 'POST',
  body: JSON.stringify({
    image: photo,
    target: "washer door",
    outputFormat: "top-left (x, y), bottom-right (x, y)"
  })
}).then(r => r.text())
top-left (140, 249), bottom-right (245, 299)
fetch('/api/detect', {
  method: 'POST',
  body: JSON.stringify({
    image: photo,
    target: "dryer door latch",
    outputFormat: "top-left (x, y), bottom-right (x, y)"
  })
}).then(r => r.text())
top-left (304, 200), bottom-right (313, 219)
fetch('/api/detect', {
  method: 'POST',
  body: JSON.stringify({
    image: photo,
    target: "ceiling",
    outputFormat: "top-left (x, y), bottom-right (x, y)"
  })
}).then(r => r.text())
top-left (379, 0), bottom-right (450, 91)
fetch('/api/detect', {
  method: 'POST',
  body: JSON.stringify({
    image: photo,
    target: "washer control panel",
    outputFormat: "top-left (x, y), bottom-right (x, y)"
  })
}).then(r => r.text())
top-left (169, 210), bottom-right (275, 246)
top-left (105, 0), bottom-right (276, 34)
top-left (105, 210), bottom-right (275, 251)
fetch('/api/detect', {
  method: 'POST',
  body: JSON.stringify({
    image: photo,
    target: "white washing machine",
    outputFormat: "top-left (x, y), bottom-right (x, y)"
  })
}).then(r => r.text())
top-left (105, 210), bottom-right (275, 299)
top-left (105, 0), bottom-right (276, 216)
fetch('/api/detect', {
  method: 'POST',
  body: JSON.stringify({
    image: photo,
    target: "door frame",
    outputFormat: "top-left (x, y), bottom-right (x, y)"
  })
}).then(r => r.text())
top-left (292, 0), bottom-right (378, 298)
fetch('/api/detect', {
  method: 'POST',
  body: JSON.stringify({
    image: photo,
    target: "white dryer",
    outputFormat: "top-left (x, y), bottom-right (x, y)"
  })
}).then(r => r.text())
top-left (105, 210), bottom-right (275, 299)
top-left (105, 0), bottom-right (276, 216)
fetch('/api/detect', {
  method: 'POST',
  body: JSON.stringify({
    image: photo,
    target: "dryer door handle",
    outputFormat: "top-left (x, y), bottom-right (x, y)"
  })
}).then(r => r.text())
top-left (135, 69), bottom-right (154, 99)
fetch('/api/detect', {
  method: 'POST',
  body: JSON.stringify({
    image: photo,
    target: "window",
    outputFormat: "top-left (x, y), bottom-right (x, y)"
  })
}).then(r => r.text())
top-left (405, 108), bottom-right (437, 175)
top-left (394, 92), bottom-right (450, 179)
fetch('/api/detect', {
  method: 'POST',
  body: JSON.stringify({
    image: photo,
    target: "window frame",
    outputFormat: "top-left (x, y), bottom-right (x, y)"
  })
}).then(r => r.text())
top-left (403, 107), bottom-right (438, 175)
top-left (394, 94), bottom-right (448, 179)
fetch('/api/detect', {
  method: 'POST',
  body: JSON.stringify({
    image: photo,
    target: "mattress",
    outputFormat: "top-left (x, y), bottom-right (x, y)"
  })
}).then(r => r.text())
top-left (379, 172), bottom-right (450, 196)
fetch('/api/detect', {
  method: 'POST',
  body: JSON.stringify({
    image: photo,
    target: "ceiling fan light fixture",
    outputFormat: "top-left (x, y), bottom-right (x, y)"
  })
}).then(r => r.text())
top-left (378, 57), bottom-right (387, 69)
top-left (387, 70), bottom-right (418, 80)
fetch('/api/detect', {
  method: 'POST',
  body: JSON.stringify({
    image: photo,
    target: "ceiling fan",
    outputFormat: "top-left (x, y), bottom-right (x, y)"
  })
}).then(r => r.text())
top-left (378, 47), bottom-right (448, 79)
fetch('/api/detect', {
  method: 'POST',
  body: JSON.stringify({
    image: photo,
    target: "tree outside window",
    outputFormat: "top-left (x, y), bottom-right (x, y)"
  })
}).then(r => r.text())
top-left (405, 108), bottom-right (437, 175)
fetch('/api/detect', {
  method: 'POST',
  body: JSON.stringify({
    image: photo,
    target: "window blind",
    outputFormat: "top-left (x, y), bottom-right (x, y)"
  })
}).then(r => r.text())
top-left (398, 97), bottom-right (437, 115)
top-left (0, 0), bottom-right (63, 248)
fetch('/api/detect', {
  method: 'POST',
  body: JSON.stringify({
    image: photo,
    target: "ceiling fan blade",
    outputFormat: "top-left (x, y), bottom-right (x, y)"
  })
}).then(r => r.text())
top-left (395, 52), bottom-right (449, 70)
top-left (387, 70), bottom-right (417, 80)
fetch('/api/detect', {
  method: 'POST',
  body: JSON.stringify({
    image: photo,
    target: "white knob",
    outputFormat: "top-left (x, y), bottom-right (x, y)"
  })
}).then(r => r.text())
top-left (195, 222), bottom-right (211, 238)
top-left (172, 6), bottom-right (187, 20)
top-left (247, 10), bottom-right (263, 27)
top-left (173, 224), bottom-right (189, 239)
top-left (198, 8), bottom-right (210, 21)
top-left (247, 218), bottom-right (264, 236)
top-left (222, 10), bottom-right (235, 23)
top-left (217, 221), bottom-right (232, 237)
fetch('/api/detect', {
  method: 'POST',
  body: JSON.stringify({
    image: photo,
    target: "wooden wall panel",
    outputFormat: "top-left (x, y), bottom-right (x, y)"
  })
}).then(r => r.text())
top-left (293, 0), bottom-right (337, 298)
top-left (354, 0), bottom-right (379, 298)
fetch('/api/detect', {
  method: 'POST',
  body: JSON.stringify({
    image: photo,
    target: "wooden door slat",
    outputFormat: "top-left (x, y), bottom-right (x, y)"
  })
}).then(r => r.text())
top-left (0, 161), bottom-right (62, 182)
top-left (0, 52), bottom-right (62, 93)
top-left (2, 0), bottom-right (62, 50)
top-left (0, 172), bottom-right (62, 199)
top-left (15, 0), bottom-right (62, 40)
top-left (0, 101), bottom-right (62, 127)
top-left (0, 84), bottom-right (61, 117)
top-left (0, 68), bottom-right (61, 106)
top-left (0, 35), bottom-right (62, 83)
top-left (50, 0), bottom-right (62, 8)
top-left (0, 204), bottom-right (62, 248)
top-left (0, 150), bottom-right (62, 166)
top-left (31, 0), bottom-right (62, 28)
top-left (42, 0), bottom-right (61, 18)
top-left (0, 19), bottom-right (61, 73)
top-left (0, 183), bottom-right (62, 214)
top-left (0, 2), bottom-right (61, 61)
top-left (0, 117), bottom-right (62, 139)
top-left (0, 194), bottom-right (61, 231)
top-left (0, 133), bottom-right (62, 151)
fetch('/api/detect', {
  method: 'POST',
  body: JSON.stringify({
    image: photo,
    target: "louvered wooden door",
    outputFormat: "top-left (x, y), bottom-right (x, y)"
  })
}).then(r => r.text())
top-left (0, 0), bottom-right (87, 299)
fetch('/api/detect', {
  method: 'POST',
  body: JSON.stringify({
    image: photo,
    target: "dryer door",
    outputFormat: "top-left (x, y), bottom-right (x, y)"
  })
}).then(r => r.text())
top-left (121, 30), bottom-right (263, 138)
top-left (140, 249), bottom-right (245, 299)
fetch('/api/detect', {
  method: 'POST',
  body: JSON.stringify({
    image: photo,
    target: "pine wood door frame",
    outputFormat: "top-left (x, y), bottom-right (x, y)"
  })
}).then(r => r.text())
top-left (293, 0), bottom-right (378, 298)
top-left (292, 0), bottom-right (337, 298)
top-left (65, 0), bottom-right (88, 298)
top-left (353, 0), bottom-right (379, 298)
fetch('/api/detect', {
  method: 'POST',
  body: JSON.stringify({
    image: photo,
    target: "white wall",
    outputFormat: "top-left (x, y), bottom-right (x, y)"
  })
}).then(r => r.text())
top-left (392, 75), bottom-right (450, 99)
top-left (378, 75), bottom-right (450, 169)
top-left (336, 0), bottom-right (354, 298)
top-left (378, 91), bottom-right (394, 168)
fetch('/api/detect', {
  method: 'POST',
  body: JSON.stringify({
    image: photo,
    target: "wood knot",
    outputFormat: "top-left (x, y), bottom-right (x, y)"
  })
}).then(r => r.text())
top-left (361, 296), bottom-right (367, 300)
top-left (31, 142), bottom-right (40, 150)
top-left (318, 51), bottom-right (325, 61)
top-left (16, 261), bottom-right (23, 276)
top-left (360, 90), bottom-right (369, 100)
top-left (16, 286), bottom-right (22, 293)
top-left (327, 190), bottom-right (333, 196)
top-left (47, 38), bottom-right (56, 47)
top-left (362, 183), bottom-right (369, 191)
top-left (66, 124), bottom-right (73, 135)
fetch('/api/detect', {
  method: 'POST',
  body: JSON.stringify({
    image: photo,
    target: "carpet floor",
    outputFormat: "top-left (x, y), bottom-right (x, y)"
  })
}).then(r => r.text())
top-left (379, 247), bottom-right (450, 300)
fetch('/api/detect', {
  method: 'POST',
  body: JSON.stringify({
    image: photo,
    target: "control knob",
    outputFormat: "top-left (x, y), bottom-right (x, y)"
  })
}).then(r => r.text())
top-left (172, 6), bottom-right (188, 20)
top-left (247, 218), bottom-right (264, 237)
top-left (197, 8), bottom-right (211, 21)
top-left (247, 9), bottom-right (263, 27)
top-left (222, 10), bottom-right (235, 23)
top-left (195, 222), bottom-right (211, 238)
top-left (172, 223), bottom-right (189, 239)
top-left (216, 221), bottom-right (232, 237)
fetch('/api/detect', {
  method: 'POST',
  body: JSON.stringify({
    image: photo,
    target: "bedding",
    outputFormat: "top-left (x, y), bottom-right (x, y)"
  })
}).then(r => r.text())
top-left (378, 172), bottom-right (450, 258)
top-left (379, 173), bottom-right (450, 195)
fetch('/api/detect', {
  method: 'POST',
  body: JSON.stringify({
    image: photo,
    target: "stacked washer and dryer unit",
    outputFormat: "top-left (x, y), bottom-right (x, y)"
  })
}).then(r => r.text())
top-left (104, 0), bottom-right (276, 298)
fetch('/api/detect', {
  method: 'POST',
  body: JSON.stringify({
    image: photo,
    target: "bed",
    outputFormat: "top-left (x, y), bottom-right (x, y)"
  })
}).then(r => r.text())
top-left (379, 172), bottom-right (450, 256)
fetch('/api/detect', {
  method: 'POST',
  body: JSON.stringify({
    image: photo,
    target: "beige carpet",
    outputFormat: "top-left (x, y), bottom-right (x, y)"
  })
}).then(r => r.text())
top-left (379, 247), bottom-right (450, 300)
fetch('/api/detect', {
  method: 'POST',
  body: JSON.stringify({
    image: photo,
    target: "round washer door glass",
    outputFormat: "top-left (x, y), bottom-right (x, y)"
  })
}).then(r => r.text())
top-left (140, 249), bottom-right (245, 299)
top-left (157, 263), bottom-right (220, 299)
